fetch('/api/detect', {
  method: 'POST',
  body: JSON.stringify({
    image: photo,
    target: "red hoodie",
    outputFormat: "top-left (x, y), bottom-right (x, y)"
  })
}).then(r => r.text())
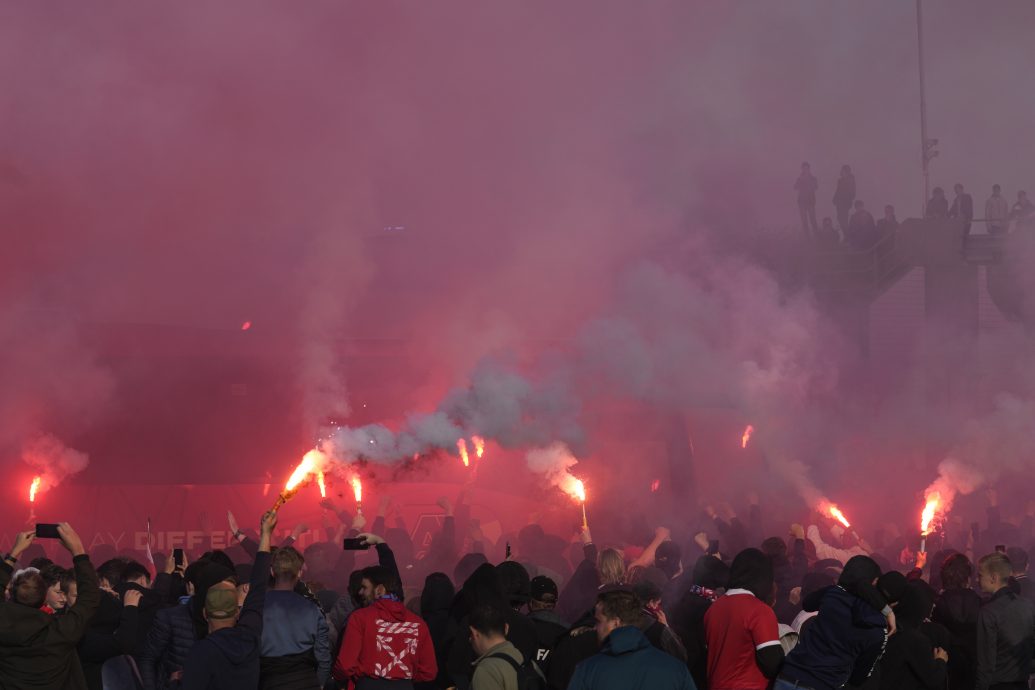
top-left (333, 597), bottom-right (437, 686)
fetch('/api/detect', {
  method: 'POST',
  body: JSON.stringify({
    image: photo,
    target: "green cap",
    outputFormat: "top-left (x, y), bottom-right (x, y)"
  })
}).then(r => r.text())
top-left (204, 587), bottom-right (240, 620)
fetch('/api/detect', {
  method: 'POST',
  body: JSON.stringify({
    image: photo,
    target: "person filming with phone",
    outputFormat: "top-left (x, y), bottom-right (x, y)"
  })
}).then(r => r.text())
top-left (0, 522), bottom-right (101, 689)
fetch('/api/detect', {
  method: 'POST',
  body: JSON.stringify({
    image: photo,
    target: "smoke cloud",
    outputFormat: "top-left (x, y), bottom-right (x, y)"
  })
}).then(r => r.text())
top-left (23, 434), bottom-right (90, 495)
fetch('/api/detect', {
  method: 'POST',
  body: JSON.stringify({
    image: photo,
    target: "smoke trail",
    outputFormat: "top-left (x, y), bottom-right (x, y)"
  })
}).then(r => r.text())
top-left (526, 442), bottom-right (584, 499)
top-left (22, 433), bottom-right (89, 495)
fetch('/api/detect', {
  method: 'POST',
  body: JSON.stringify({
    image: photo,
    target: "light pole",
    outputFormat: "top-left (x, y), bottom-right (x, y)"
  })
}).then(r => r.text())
top-left (917, 0), bottom-right (938, 215)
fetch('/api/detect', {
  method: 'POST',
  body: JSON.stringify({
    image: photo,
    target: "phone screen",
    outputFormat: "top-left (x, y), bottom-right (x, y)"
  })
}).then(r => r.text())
top-left (35, 524), bottom-right (61, 539)
top-left (343, 538), bottom-right (370, 551)
top-left (173, 548), bottom-right (185, 566)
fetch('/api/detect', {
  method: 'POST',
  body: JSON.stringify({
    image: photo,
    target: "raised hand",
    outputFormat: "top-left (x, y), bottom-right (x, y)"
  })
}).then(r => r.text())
top-left (57, 523), bottom-right (85, 557)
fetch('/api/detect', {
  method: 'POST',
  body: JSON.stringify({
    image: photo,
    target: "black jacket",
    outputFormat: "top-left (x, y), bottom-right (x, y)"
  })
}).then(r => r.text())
top-left (180, 550), bottom-right (272, 690)
top-left (79, 589), bottom-right (140, 690)
top-left (668, 589), bottom-right (712, 689)
top-left (877, 627), bottom-right (946, 690)
top-left (528, 608), bottom-right (567, 674)
top-left (932, 586), bottom-right (981, 690)
top-left (0, 554), bottom-right (101, 690)
top-left (782, 585), bottom-right (887, 690)
top-left (975, 586), bottom-right (1035, 690)
top-left (950, 194), bottom-right (974, 221)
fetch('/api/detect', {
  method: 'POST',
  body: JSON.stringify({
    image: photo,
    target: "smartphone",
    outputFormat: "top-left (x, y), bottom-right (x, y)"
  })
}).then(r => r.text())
top-left (343, 537), bottom-right (370, 551)
top-left (35, 523), bottom-right (61, 539)
top-left (707, 539), bottom-right (720, 555)
top-left (995, 544), bottom-right (1007, 554)
top-left (173, 548), bottom-right (185, 567)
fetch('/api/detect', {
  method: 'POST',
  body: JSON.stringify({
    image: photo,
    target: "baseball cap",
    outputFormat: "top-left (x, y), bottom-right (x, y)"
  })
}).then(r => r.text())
top-left (204, 586), bottom-right (240, 620)
top-left (530, 575), bottom-right (558, 603)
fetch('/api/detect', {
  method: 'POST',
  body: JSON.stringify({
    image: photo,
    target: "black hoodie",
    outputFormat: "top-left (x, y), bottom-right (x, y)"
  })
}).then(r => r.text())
top-left (180, 551), bottom-right (271, 690)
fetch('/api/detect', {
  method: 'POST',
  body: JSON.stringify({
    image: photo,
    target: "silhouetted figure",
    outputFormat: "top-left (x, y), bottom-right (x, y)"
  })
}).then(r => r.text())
top-left (925, 187), bottom-right (949, 219)
top-left (1010, 190), bottom-right (1034, 230)
top-left (833, 165), bottom-right (856, 233)
top-left (876, 205), bottom-right (898, 241)
top-left (985, 184), bottom-right (1009, 235)
top-left (795, 162), bottom-right (819, 239)
top-left (949, 183), bottom-right (973, 235)
top-left (816, 217), bottom-right (840, 248)
top-left (846, 200), bottom-right (878, 250)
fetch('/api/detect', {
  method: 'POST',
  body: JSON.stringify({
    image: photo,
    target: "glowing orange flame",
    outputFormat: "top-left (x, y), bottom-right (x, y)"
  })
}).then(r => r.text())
top-left (921, 492), bottom-right (940, 535)
top-left (741, 424), bottom-right (754, 449)
top-left (573, 479), bottom-right (586, 503)
top-left (472, 436), bottom-right (486, 459)
top-left (827, 504), bottom-right (851, 528)
top-left (351, 475), bottom-right (363, 504)
top-left (285, 450), bottom-right (320, 492)
top-left (457, 439), bottom-right (470, 467)
top-left (29, 476), bottom-right (41, 503)
top-left (316, 471), bottom-right (327, 498)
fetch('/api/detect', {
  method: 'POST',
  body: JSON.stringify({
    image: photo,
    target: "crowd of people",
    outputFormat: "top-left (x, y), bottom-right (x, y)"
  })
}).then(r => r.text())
top-left (1, 489), bottom-right (1034, 690)
top-left (794, 162), bottom-right (1035, 251)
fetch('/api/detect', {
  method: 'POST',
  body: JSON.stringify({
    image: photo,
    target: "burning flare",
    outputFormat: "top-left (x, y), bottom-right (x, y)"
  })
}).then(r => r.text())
top-left (825, 503), bottom-right (852, 528)
top-left (457, 439), bottom-right (470, 467)
top-left (650, 479), bottom-right (661, 493)
top-left (351, 475), bottom-right (363, 504)
top-left (472, 436), bottom-right (486, 459)
top-left (29, 476), bottom-right (41, 503)
top-left (272, 449), bottom-right (324, 510)
top-left (921, 492), bottom-right (940, 535)
top-left (316, 471), bottom-right (327, 498)
top-left (741, 425), bottom-right (754, 449)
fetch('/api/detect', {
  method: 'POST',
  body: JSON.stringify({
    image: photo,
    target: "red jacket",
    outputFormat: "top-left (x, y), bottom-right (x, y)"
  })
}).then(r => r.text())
top-left (333, 598), bottom-right (437, 685)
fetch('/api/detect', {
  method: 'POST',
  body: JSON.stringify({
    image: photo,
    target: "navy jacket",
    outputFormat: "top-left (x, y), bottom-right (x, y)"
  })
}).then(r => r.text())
top-left (566, 626), bottom-right (696, 690)
top-left (140, 602), bottom-right (197, 689)
top-left (181, 550), bottom-right (272, 690)
top-left (781, 586), bottom-right (887, 690)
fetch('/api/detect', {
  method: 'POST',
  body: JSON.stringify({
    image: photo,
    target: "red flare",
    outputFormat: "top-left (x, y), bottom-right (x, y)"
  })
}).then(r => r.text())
top-left (650, 479), bottom-right (661, 493)
top-left (472, 436), bottom-right (486, 459)
top-left (457, 439), bottom-right (470, 467)
top-left (351, 475), bottom-right (363, 504)
top-left (921, 492), bottom-right (940, 535)
top-left (241, 321), bottom-right (252, 331)
top-left (827, 504), bottom-right (851, 528)
top-left (29, 476), bottom-right (41, 503)
top-left (741, 424), bottom-right (754, 449)
top-left (316, 471), bottom-right (327, 498)
top-left (285, 451), bottom-right (320, 492)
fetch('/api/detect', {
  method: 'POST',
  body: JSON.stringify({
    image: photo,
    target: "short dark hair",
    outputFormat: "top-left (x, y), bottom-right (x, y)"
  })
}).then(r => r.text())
top-left (596, 590), bottom-right (644, 627)
top-left (13, 569), bottom-right (47, 608)
top-left (940, 553), bottom-right (972, 590)
top-left (39, 564), bottom-right (68, 589)
top-left (839, 556), bottom-right (881, 592)
top-left (469, 603), bottom-right (507, 637)
top-left (122, 561), bottom-right (152, 585)
top-left (361, 565), bottom-right (401, 597)
top-left (654, 541), bottom-right (682, 577)
top-left (1006, 547), bottom-right (1029, 574)
top-left (760, 537), bottom-right (787, 560)
top-left (97, 558), bottom-right (128, 587)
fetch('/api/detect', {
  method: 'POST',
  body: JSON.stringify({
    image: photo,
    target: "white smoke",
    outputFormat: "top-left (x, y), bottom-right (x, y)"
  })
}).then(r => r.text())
top-left (526, 442), bottom-right (584, 498)
top-left (23, 433), bottom-right (89, 494)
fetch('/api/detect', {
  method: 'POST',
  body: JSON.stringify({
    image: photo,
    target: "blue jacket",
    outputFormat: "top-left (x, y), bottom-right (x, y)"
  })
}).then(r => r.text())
top-left (567, 626), bottom-right (696, 690)
top-left (140, 602), bottom-right (197, 689)
top-left (781, 586), bottom-right (887, 690)
top-left (260, 590), bottom-right (331, 687)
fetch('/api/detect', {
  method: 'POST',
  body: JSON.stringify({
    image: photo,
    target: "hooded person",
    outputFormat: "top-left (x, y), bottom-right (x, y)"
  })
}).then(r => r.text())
top-left (931, 553), bottom-right (981, 690)
top-left (632, 573), bottom-right (687, 663)
top-left (418, 572), bottom-right (456, 690)
top-left (446, 563), bottom-right (538, 690)
top-left (777, 556), bottom-right (889, 690)
top-left (703, 548), bottom-right (783, 690)
top-left (671, 555), bottom-right (729, 690)
top-left (877, 581), bottom-right (948, 690)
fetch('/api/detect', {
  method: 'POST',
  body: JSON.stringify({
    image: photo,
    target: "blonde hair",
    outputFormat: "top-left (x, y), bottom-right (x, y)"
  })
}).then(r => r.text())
top-left (598, 548), bottom-right (626, 586)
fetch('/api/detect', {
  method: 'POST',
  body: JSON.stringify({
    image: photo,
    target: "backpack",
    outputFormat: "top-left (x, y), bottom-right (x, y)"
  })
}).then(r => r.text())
top-left (488, 653), bottom-right (547, 690)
